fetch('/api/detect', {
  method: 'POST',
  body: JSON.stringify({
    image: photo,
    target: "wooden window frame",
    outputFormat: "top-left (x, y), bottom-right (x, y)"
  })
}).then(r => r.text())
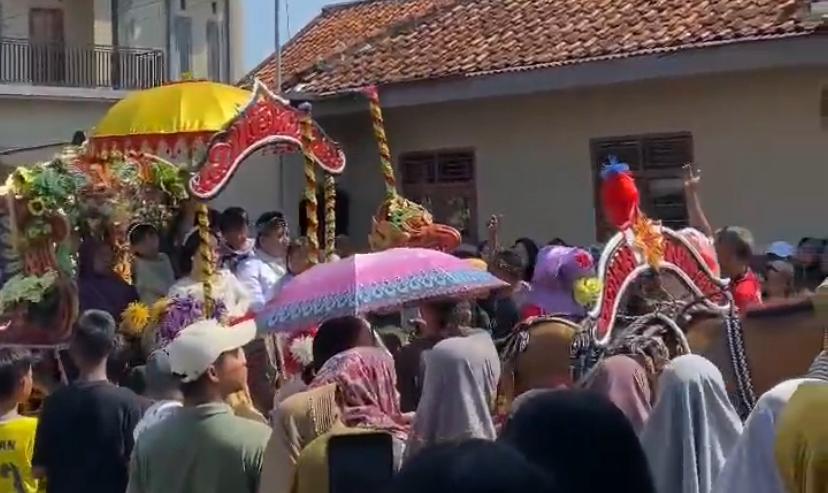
top-left (590, 132), bottom-right (694, 241)
top-left (399, 148), bottom-right (479, 242)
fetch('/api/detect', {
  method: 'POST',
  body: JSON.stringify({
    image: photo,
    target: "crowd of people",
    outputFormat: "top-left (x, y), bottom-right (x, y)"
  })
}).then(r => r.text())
top-left (0, 166), bottom-right (827, 493)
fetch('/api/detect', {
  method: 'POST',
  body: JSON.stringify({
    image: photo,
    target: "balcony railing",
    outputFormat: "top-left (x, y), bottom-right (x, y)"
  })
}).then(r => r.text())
top-left (0, 38), bottom-right (166, 90)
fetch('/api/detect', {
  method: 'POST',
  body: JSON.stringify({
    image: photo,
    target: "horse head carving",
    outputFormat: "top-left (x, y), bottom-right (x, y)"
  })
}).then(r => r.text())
top-left (369, 194), bottom-right (461, 252)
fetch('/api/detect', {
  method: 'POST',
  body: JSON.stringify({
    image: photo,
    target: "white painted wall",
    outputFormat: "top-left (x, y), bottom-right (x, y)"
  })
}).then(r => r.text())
top-left (209, 150), bottom-right (305, 229)
top-left (0, 98), bottom-right (111, 161)
top-left (278, 68), bottom-right (828, 249)
top-left (0, 0), bottom-right (94, 44)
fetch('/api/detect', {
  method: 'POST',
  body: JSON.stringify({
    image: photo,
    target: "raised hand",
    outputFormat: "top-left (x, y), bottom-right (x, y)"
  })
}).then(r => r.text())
top-left (487, 214), bottom-right (501, 233)
top-left (683, 164), bottom-right (701, 192)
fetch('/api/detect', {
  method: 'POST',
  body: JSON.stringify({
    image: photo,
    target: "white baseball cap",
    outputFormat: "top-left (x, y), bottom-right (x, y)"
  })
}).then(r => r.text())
top-left (167, 318), bottom-right (256, 383)
top-left (765, 241), bottom-right (795, 259)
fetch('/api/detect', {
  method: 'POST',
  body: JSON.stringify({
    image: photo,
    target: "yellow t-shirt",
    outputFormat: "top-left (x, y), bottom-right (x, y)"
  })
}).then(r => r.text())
top-left (0, 416), bottom-right (41, 493)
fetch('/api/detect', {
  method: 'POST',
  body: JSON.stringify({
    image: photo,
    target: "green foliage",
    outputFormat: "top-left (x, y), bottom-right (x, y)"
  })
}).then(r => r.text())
top-left (0, 271), bottom-right (58, 313)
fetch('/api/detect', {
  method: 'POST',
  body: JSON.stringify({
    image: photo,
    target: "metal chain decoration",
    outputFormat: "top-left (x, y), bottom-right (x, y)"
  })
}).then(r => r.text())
top-left (725, 311), bottom-right (757, 418)
top-left (299, 106), bottom-right (319, 265)
top-left (323, 174), bottom-right (336, 261)
top-left (196, 203), bottom-right (215, 317)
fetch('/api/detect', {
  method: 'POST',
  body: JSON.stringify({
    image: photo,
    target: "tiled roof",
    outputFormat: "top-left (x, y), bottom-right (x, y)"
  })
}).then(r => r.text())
top-left (245, 0), bottom-right (822, 95)
top-left (243, 0), bottom-right (455, 89)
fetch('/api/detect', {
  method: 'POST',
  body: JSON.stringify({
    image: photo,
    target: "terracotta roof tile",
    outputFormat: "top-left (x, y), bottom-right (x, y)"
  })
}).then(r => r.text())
top-left (243, 0), bottom-right (456, 88)
top-left (247, 0), bottom-right (821, 95)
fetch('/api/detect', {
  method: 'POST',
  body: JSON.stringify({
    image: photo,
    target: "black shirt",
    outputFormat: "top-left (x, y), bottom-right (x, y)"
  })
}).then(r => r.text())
top-left (478, 294), bottom-right (520, 340)
top-left (33, 380), bottom-right (148, 493)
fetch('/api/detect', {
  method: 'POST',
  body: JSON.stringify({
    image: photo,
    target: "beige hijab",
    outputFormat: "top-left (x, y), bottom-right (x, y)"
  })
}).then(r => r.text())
top-left (258, 383), bottom-right (340, 493)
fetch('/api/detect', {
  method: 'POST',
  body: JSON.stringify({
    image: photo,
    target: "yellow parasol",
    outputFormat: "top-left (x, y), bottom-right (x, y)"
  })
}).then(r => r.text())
top-left (88, 80), bottom-right (253, 163)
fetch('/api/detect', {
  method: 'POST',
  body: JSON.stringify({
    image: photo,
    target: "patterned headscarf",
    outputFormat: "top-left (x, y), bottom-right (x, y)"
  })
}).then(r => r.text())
top-left (310, 346), bottom-right (409, 440)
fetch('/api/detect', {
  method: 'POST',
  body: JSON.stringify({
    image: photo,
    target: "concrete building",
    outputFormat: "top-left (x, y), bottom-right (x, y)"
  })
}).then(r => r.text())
top-left (0, 0), bottom-right (244, 167)
top-left (245, 0), bottom-right (828, 249)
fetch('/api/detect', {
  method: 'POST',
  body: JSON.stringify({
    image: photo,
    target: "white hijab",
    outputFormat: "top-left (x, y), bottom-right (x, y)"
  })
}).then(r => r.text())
top-left (404, 330), bottom-right (500, 461)
top-left (711, 378), bottom-right (820, 493)
top-left (640, 354), bottom-right (743, 493)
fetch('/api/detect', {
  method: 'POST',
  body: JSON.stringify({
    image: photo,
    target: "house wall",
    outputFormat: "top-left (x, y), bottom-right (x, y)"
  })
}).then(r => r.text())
top-left (304, 68), bottom-right (828, 249)
top-left (167, 0), bottom-right (234, 82)
top-left (1, 0), bottom-right (95, 45)
top-left (0, 98), bottom-right (111, 165)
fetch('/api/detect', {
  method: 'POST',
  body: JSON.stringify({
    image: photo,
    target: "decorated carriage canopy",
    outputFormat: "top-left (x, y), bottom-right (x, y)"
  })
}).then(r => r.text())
top-left (87, 79), bottom-right (346, 200)
top-left (0, 79), bottom-right (352, 348)
top-left (0, 149), bottom-right (189, 347)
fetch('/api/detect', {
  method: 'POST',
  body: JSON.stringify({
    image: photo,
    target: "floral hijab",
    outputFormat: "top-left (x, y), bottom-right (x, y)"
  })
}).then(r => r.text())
top-left (310, 346), bottom-right (409, 440)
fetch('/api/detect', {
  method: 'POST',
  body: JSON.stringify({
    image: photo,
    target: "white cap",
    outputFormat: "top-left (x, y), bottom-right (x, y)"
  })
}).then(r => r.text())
top-left (167, 318), bottom-right (256, 383)
top-left (765, 241), bottom-right (795, 259)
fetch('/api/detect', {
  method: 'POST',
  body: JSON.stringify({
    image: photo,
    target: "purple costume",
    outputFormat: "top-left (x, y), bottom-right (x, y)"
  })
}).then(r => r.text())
top-left (525, 246), bottom-right (595, 320)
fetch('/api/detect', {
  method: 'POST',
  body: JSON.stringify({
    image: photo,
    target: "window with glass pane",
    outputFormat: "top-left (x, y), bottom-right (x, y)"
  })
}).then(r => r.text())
top-left (400, 149), bottom-right (478, 242)
top-left (206, 20), bottom-right (221, 81)
top-left (173, 16), bottom-right (192, 76)
top-left (590, 133), bottom-right (693, 241)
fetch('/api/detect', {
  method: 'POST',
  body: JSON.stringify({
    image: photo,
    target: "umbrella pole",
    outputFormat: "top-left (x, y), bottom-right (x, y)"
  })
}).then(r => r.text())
top-left (364, 86), bottom-right (397, 197)
top-left (196, 203), bottom-right (215, 316)
top-left (324, 173), bottom-right (336, 261)
top-left (300, 107), bottom-right (319, 265)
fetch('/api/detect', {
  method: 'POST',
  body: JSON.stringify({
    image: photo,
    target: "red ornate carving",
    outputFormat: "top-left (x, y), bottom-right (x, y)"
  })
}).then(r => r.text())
top-left (595, 244), bottom-right (637, 340)
top-left (190, 82), bottom-right (346, 200)
top-left (662, 235), bottom-right (728, 305)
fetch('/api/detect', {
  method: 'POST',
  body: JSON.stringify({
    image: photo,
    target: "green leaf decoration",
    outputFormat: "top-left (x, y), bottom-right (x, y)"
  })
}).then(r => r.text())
top-left (0, 271), bottom-right (58, 313)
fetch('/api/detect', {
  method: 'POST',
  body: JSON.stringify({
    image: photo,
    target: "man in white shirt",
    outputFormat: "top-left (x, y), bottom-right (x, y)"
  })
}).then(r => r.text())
top-left (235, 212), bottom-right (289, 311)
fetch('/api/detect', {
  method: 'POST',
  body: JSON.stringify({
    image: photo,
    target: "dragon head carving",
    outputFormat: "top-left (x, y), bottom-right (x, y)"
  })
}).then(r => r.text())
top-left (369, 194), bottom-right (461, 252)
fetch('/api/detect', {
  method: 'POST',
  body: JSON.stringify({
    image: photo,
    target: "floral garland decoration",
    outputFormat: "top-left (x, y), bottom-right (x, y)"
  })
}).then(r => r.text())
top-left (155, 295), bottom-right (228, 347)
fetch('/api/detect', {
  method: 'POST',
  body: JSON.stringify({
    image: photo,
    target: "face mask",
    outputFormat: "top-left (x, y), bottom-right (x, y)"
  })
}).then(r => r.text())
top-left (573, 277), bottom-right (602, 307)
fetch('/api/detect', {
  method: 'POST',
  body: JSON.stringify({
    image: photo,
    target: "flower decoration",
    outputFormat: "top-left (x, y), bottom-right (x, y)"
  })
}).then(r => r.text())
top-left (0, 271), bottom-right (58, 313)
top-left (155, 295), bottom-right (228, 347)
top-left (120, 302), bottom-right (151, 338)
top-left (27, 198), bottom-right (46, 217)
top-left (149, 297), bottom-right (170, 326)
top-left (573, 277), bottom-right (603, 308)
top-left (288, 335), bottom-right (314, 368)
top-left (574, 250), bottom-right (593, 270)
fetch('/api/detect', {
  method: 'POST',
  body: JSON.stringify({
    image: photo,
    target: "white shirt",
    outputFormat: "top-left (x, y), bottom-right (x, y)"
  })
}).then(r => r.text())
top-left (235, 249), bottom-right (287, 311)
top-left (133, 400), bottom-right (182, 442)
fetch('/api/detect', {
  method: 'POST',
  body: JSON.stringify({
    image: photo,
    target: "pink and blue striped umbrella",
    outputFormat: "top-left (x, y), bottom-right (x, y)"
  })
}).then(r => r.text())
top-left (256, 248), bottom-right (506, 334)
